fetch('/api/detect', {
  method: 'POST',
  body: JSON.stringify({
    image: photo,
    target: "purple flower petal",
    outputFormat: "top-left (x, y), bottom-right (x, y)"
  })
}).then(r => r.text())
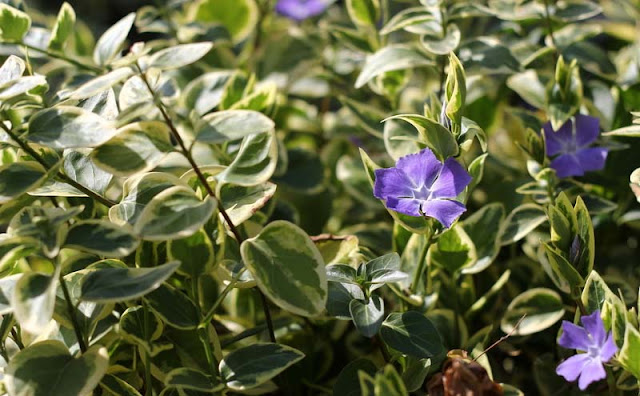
top-left (577, 358), bottom-right (606, 390)
top-left (550, 154), bottom-right (584, 178)
top-left (275, 0), bottom-right (329, 21)
top-left (373, 168), bottom-right (414, 201)
top-left (385, 197), bottom-right (420, 217)
top-left (395, 148), bottom-right (442, 190)
top-left (575, 114), bottom-right (600, 148)
top-left (430, 157), bottom-right (472, 199)
top-left (544, 121), bottom-right (571, 157)
top-left (581, 311), bottom-right (606, 345)
top-left (556, 354), bottom-right (591, 382)
top-left (576, 147), bottom-right (607, 173)
top-left (419, 199), bottom-right (466, 228)
top-left (558, 321), bottom-right (591, 351)
top-left (600, 333), bottom-right (618, 362)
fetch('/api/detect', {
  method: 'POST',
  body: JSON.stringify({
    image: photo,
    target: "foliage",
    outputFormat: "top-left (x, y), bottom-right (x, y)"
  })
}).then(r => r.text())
top-left (0, 0), bottom-right (638, 394)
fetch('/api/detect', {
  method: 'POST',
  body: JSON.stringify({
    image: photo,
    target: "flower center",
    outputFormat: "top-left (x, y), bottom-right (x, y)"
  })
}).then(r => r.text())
top-left (411, 184), bottom-right (432, 200)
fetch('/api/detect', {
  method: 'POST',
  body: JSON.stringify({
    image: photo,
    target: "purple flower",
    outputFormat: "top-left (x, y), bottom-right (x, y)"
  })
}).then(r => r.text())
top-left (556, 310), bottom-right (618, 391)
top-left (544, 114), bottom-right (608, 178)
top-left (373, 148), bottom-right (471, 228)
top-left (275, 0), bottom-right (330, 21)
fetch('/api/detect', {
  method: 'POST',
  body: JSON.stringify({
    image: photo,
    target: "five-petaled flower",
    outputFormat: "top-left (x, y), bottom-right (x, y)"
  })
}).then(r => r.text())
top-left (373, 148), bottom-right (471, 228)
top-left (556, 310), bottom-right (617, 391)
top-left (544, 114), bottom-right (608, 178)
top-left (275, 0), bottom-right (330, 21)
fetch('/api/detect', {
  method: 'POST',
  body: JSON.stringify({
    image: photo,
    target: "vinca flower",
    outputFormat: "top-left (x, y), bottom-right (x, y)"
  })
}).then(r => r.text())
top-left (373, 148), bottom-right (471, 228)
top-left (544, 114), bottom-right (608, 178)
top-left (275, 0), bottom-right (330, 21)
top-left (556, 310), bottom-right (617, 390)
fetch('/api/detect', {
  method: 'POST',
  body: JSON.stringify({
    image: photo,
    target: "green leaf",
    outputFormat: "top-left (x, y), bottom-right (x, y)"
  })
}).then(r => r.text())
top-left (80, 261), bottom-right (180, 302)
top-left (167, 229), bottom-right (214, 277)
top-left (165, 368), bottom-right (223, 392)
top-left (27, 106), bottom-right (117, 149)
top-left (240, 220), bottom-right (328, 317)
top-left (499, 204), bottom-right (547, 245)
top-left (93, 13), bottom-right (135, 66)
top-left (216, 131), bottom-right (278, 186)
top-left (100, 374), bottom-right (143, 396)
top-left (340, 96), bottom-right (386, 138)
top-left (542, 243), bottom-right (584, 295)
top-left (5, 341), bottom-right (108, 396)
top-left (0, 55), bottom-right (25, 85)
top-left (326, 264), bottom-right (359, 284)
top-left (444, 52), bottom-right (466, 132)
top-left (333, 359), bottom-right (377, 396)
top-left (507, 70), bottom-right (546, 109)
top-left (346, 0), bottom-right (380, 28)
top-left (619, 325), bottom-right (640, 380)
top-left (402, 357), bottom-right (432, 392)
top-left (0, 274), bottom-right (21, 314)
top-left (119, 306), bottom-right (169, 356)
top-left (70, 68), bottom-right (134, 100)
top-left (196, 109), bottom-right (274, 144)
top-left (8, 206), bottom-right (79, 259)
top-left (574, 196), bottom-right (595, 277)
top-left (350, 296), bottom-right (385, 338)
top-left (134, 186), bottom-right (216, 241)
top-left (0, 4), bottom-right (31, 41)
top-left (428, 225), bottom-right (477, 274)
top-left (144, 283), bottom-right (199, 329)
top-left (64, 220), bottom-right (139, 257)
top-left (458, 38), bottom-right (521, 74)
top-left (381, 8), bottom-right (434, 35)
top-left (355, 46), bottom-right (434, 89)
top-left (182, 71), bottom-right (234, 116)
top-left (421, 23), bottom-right (461, 55)
top-left (48, 2), bottom-right (75, 51)
top-left (380, 311), bottom-right (444, 359)
top-left (194, 0), bottom-right (258, 44)
top-left (219, 182), bottom-right (277, 226)
top-left (554, 1), bottom-right (601, 22)
top-left (460, 203), bottom-right (504, 274)
top-left (326, 282), bottom-right (364, 319)
top-left (501, 288), bottom-right (565, 335)
top-left (220, 343), bottom-right (305, 390)
top-left (547, 205), bottom-right (572, 251)
top-left (0, 75), bottom-right (47, 102)
top-left (13, 272), bottom-right (58, 334)
top-left (146, 42), bottom-right (213, 71)
top-left (384, 115), bottom-right (458, 160)
top-left (60, 150), bottom-right (113, 195)
top-left (365, 253), bottom-right (407, 287)
top-left (109, 172), bottom-right (186, 226)
top-left (91, 121), bottom-right (174, 177)
top-left (0, 162), bottom-right (48, 203)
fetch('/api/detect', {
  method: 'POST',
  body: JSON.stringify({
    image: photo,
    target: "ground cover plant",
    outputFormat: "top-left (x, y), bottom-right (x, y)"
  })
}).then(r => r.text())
top-left (0, 0), bottom-right (638, 394)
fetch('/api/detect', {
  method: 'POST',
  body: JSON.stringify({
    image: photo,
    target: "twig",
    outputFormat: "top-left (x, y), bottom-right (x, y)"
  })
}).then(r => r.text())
top-left (0, 121), bottom-right (116, 207)
top-left (473, 314), bottom-right (527, 362)
top-left (60, 274), bottom-right (88, 352)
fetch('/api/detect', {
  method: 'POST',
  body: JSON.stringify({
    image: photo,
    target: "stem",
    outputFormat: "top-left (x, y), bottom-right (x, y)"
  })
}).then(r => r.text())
top-left (13, 41), bottom-right (102, 73)
top-left (134, 64), bottom-right (242, 242)
top-left (0, 122), bottom-right (116, 207)
top-left (201, 269), bottom-right (247, 326)
top-left (10, 328), bottom-right (24, 350)
top-left (220, 318), bottom-right (292, 348)
top-left (143, 303), bottom-right (153, 396)
top-left (136, 64), bottom-right (277, 340)
top-left (542, 0), bottom-right (558, 50)
top-left (575, 298), bottom-right (587, 316)
top-left (452, 274), bottom-right (461, 347)
top-left (60, 274), bottom-right (88, 352)
top-left (257, 289), bottom-right (276, 342)
top-left (191, 273), bottom-right (219, 377)
top-left (410, 231), bottom-right (433, 294)
top-left (605, 366), bottom-right (619, 396)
